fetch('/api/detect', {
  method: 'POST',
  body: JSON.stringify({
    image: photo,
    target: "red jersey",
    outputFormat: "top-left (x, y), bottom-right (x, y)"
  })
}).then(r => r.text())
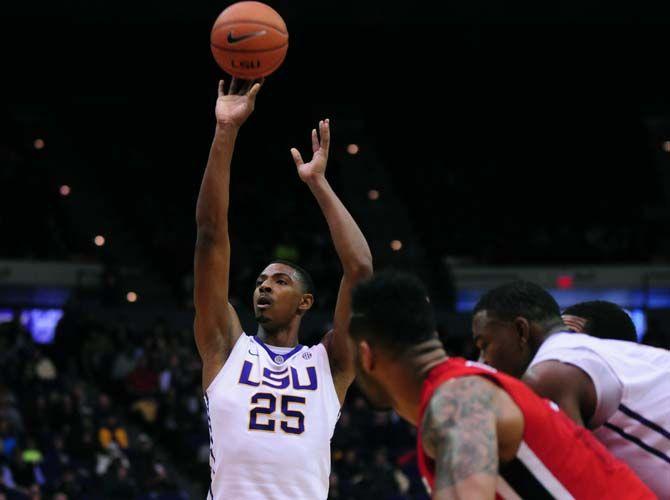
top-left (417, 358), bottom-right (655, 499)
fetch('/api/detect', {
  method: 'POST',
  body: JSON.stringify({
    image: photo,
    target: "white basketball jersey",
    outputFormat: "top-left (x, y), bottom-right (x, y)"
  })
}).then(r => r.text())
top-left (529, 332), bottom-right (670, 498)
top-left (204, 333), bottom-right (340, 500)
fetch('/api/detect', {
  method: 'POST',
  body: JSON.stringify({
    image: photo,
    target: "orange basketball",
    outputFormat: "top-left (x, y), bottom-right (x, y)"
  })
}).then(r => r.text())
top-left (210, 1), bottom-right (288, 79)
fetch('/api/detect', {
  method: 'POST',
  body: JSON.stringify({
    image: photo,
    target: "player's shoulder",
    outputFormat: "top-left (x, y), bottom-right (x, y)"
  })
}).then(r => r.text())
top-left (317, 329), bottom-right (339, 358)
top-left (426, 358), bottom-right (500, 387)
top-left (428, 372), bottom-right (500, 413)
top-left (543, 331), bottom-right (596, 348)
top-left (422, 374), bottom-right (500, 443)
top-left (302, 338), bottom-right (328, 361)
top-left (541, 331), bottom-right (645, 351)
top-left (319, 329), bottom-right (334, 348)
top-left (435, 371), bottom-right (499, 395)
top-left (538, 332), bottom-right (665, 365)
top-left (222, 331), bottom-right (253, 361)
top-left (536, 332), bottom-right (611, 359)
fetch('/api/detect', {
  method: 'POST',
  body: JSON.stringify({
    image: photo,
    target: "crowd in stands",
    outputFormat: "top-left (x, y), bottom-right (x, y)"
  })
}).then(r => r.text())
top-left (0, 310), bottom-right (188, 499)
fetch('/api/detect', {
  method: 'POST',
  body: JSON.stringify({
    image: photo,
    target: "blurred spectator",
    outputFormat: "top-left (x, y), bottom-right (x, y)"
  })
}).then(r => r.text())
top-left (53, 469), bottom-right (83, 498)
top-left (112, 348), bottom-right (136, 383)
top-left (0, 395), bottom-right (23, 436)
top-left (102, 464), bottom-right (137, 498)
top-left (95, 393), bottom-right (113, 422)
top-left (98, 416), bottom-right (129, 451)
top-left (33, 351), bottom-right (57, 383)
top-left (0, 418), bottom-right (19, 458)
top-left (41, 436), bottom-right (70, 487)
top-left (126, 357), bottom-right (158, 397)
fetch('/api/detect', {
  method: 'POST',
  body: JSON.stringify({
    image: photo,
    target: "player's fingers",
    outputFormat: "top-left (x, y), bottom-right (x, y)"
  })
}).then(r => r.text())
top-left (290, 148), bottom-right (305, 167)
top-left (230, 77), bottom-right (239, 95)
top-left (248, 83), bottom-right (262, 100)
top-left (250, 77), bottom-right (265, 89)
top-left (244, 79), bottom-right (257, 95)
top-left (311, 127), bottom-right (320, 153)
top-left (218, 79), bottom-right (226, 97)
top-left (321, 119), bottom-right (331, 153)
top-left (236, 79), bottom-right (249, 95)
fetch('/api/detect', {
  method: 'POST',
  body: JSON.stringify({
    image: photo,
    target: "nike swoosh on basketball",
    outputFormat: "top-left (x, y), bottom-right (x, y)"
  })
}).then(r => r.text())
top-left (227, 30), bottom-right (267, 44)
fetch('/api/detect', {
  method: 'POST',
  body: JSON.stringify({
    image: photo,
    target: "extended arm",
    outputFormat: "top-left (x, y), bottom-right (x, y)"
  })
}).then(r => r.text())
top-left (522, 360), bottom-right (596, 427)
top-left (194, 79), bottom-right (261, 389)
top-left (291, 120), bottom-right (373, 402)
top-left (421, 376), bottom-right (499, 500)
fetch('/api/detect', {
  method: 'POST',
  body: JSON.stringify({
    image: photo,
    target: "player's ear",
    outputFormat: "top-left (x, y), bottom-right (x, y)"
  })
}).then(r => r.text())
top-left (297, 293), bottom-right (314, 315)
top-left (513, 317), bottom-right (531, 346)
top-left (358, 340), bottom-right (375, 373)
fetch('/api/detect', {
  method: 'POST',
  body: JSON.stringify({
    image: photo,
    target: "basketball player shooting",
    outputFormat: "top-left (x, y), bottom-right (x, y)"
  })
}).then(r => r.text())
top-left (194, 78), bottom-right (373, 499)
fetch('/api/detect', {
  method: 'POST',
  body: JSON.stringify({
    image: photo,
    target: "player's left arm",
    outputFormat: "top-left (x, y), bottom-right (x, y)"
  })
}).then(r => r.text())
top-left (522, 360), bottom-right (596, 427)
top-left (290, 119), bottom-right (373, 403)
top-left (421, 376), bottom-right (499, 500)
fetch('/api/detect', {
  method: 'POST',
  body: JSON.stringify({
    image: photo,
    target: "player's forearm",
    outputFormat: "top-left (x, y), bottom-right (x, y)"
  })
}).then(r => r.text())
top-left (195, 124), bottom-right (239, 236)
top-left (433, 477), bottom-right (496, 500)
top-left (306, 176), bottom-right (372, 279)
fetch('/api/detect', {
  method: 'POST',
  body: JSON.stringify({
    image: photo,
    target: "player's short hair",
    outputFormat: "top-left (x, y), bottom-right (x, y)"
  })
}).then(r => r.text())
top-left (474, 281), bottom-right (561, 324)
top-left (267, 259), bottom-right (315, 297)
top-left (562, 301), bottom-right (637, 342)
top-left (350, 271), bottom-right (436, 353)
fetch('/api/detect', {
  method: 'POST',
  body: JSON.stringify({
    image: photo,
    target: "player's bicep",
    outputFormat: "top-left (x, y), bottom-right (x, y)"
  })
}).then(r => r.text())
top-left (421, 376), bottom-right (499, 500)
top-left (327, 278), bottom-right (356, 388)
top-left (193, 232), bottom-right (237, 361)
top-left (195, 303), bottom-right (243, 390)
top-left (523, 360), bottom-right (590, 427)
top-left (331, 277), bottom-right (355, 360)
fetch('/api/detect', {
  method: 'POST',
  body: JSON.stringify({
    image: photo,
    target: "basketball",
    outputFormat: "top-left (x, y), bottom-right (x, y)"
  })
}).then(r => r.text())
top-left (210, 1), bottom-right (288, 79)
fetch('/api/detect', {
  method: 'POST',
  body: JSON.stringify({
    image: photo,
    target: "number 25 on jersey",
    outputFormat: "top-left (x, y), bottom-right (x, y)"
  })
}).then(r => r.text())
top-left (249, 393), bottom-right (306, 434)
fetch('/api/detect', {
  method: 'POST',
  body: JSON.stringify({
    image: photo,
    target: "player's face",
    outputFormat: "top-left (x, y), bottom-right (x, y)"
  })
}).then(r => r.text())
top-left (353, 341), bottom-right (394, 411)
top-left (253, 263), bottom-right (307, 327)
top-left (472, 310), bottom-right (529, 378)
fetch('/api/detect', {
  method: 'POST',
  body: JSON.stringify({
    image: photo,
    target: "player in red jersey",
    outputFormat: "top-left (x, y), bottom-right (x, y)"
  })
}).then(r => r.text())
top-left (349, 272), bottom-right (654, 499)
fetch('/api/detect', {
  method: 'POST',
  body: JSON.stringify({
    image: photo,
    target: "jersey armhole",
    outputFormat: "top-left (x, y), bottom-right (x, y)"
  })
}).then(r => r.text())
top-left (314, 343), bottom-right (342, 412)
top-left (561, 356), bottom-right (621, 428)
top-left (205, 332), bottom-right (249, 395)
top-left (532, 346), bottom-right (622, 429)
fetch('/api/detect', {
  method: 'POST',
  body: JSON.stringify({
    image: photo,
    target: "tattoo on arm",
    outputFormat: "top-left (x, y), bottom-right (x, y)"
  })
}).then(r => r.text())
top-left (421, 376), bottom-right (499, 494)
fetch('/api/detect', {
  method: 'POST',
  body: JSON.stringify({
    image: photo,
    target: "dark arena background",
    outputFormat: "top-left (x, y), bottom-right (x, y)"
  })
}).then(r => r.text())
top-left (2, 0), bottom-right (670, 498)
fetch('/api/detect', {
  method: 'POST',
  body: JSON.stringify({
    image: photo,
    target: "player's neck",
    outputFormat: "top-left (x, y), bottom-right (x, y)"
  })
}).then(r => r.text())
top-left (256, 323), bottom-right (300, 348)
top-left (407, 339), bottom-right (448, 377)
top-left (392, 339), bottom-right (448, 426)
top-left (535, 321), bottom-right (567, 347)
top-left (546, 323), bottom-right (569, 338)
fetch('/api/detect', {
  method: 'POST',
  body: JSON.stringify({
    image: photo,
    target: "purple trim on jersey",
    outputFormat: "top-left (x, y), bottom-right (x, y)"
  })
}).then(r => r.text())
top-left (618, 404), bottom-right (670, 441)
top-left (604, 422), bottom-right (670, 465)
top-left (204, 393), bottom-right (215, 462)
top-left (204, 393), bottom-right (216, 500)
top-left (253, 336), bottom-right (304, 363)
